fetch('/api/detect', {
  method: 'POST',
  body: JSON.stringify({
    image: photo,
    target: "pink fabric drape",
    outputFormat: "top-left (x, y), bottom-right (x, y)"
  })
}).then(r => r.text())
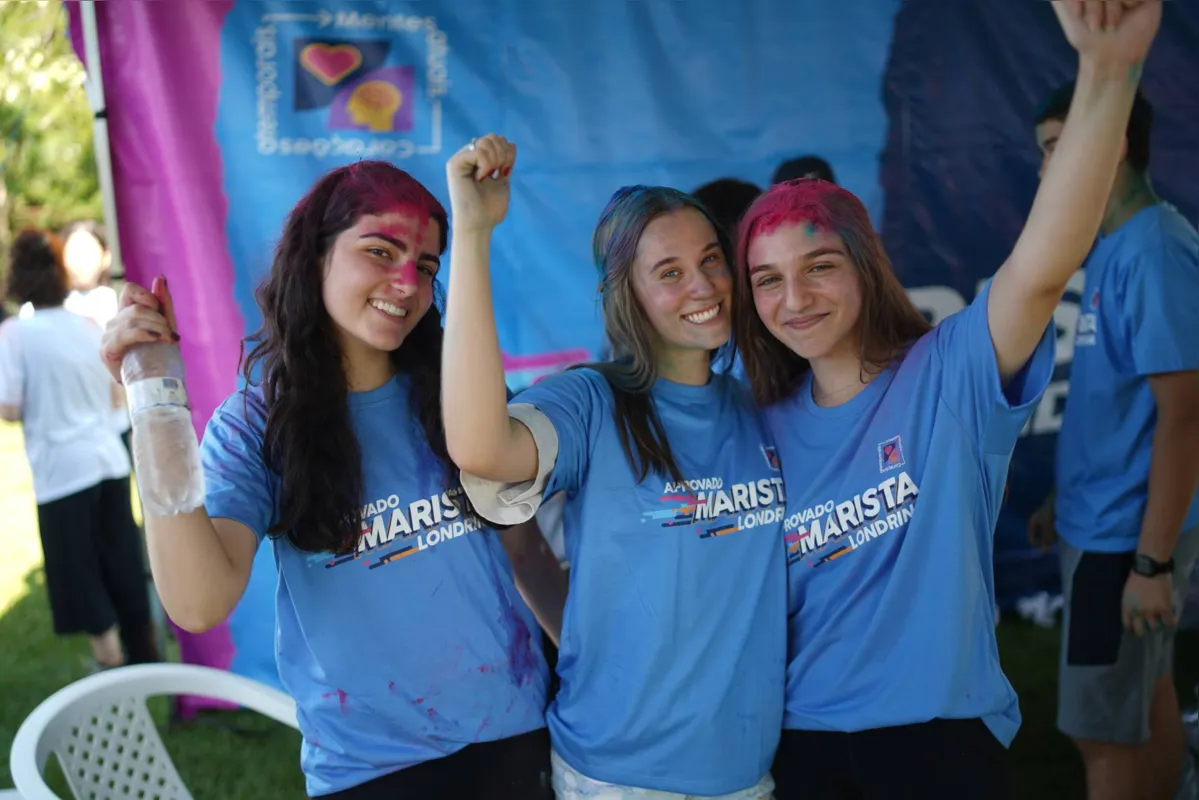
top-left (66, 0), bottom-right (246, 719)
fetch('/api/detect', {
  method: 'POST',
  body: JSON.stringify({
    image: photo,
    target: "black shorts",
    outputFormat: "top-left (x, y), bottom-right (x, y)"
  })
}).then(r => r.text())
top-left (772, 718), bottom-right (1010, 800)
top-left (37, 478), bottom-right (151, 650)
top-left (326, 727), bottom-right (552, 799)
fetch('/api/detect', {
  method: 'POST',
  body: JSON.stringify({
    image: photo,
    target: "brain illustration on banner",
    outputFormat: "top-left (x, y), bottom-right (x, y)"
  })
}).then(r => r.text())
top-left (220, 5), bottom-right (594, 386)
top-left (215, 0), bottom-right (901, 388)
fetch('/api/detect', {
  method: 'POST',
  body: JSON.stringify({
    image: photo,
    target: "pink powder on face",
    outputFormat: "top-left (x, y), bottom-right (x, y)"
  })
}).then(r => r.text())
top-left (360, 206), bottom-right (438, 287)
top-left (394, 258), bottom-right (420, 286)
top-left (373, 207), bottom-right (428, 244)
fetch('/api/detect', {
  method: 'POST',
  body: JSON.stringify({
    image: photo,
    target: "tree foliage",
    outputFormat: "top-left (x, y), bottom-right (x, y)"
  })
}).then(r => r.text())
top-left (0, 0), bottom-right (100, 251)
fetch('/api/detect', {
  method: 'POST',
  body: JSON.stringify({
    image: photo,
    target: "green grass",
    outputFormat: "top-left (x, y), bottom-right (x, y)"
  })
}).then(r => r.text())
top-left (1, 420), bottom-right (1196, 798)
top-left (0, 422), bottom-right (303, 798)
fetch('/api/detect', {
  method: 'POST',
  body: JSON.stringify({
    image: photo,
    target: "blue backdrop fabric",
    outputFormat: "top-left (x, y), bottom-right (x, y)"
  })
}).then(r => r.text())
top-left (206, 1), bottom-right (1198, 685)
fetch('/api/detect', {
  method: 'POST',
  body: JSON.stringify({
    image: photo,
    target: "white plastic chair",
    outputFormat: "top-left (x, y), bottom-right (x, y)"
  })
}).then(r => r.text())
top-left (9, 663), bottom-right (298, 800)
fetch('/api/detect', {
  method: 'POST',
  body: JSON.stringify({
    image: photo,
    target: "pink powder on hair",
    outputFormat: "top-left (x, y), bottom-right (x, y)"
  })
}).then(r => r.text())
top-left (736, 178), bottom-right (866, 272)
top-left (341, 161), bottom-right (444, 240)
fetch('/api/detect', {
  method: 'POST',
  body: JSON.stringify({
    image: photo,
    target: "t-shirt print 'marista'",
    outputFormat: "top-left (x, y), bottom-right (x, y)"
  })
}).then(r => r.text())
top-left (766, 281), bottom-right (1056, 748)
top-left (201, 375), bottom-right (550, 798)
top-left (783, 462), bottom-right (919, 566)
top-left (463, 368), bottom-right (788, 797)
top-left (345, 483), bottom-right (486, 563)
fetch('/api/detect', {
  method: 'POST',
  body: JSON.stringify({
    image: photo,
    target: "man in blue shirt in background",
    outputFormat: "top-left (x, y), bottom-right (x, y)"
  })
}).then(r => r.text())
top-left (1028, 83), bottom-right (1199, 800)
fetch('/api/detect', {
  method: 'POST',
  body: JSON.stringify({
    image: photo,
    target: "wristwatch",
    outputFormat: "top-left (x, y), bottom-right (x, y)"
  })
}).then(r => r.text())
top-left (1133, 553), bottom-right (1174, 578)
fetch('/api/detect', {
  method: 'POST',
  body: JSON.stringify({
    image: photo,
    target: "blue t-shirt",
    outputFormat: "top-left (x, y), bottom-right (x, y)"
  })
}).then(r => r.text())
top-left (764, 284), bottom-right (1055, 746)
top-left (509, 369), bottom-right (786, 795)
top-left (1056, 204), bottom-right (1199, 552)
top-left (202, 376), bottom-right (549, 797)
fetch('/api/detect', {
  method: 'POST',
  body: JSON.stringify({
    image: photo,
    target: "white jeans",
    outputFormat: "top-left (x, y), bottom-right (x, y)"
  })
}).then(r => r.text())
top-left (550, 750), bottom-right (775, 800)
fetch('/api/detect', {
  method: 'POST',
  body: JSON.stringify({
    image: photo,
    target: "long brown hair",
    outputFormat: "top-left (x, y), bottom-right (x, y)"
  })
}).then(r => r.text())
top-left (575, 185), bottom-right (735, 485)
top-left (241, 161), bottom-right (450, 555)
top-left (732, 179), bottom-right (930, 406)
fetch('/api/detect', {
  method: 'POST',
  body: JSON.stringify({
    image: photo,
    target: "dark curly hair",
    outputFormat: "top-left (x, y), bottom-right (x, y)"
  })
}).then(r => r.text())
top-left (241, 161), bottom-right (450, 555)
top-left (6, 228), bottom-right (69, 308)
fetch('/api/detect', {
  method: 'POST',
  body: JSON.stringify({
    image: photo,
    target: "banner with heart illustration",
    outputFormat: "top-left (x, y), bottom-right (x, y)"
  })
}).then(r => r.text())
top-left (68, 0), bottom-right (1199, 689)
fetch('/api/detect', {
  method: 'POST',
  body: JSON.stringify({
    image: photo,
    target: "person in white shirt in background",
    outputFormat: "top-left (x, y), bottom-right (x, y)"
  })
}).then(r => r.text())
top-left (60, 221), bottom-right (131, 448)
top-left (0, 229), bottom-right (154, 669)
top-left (61, 222), bottom-right (118, 327)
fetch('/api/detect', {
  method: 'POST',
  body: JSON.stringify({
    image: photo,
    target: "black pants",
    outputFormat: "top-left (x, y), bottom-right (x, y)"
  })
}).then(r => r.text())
top-left (772, 719), bottom-right (1011, 800)
top-left (36, 477), bottom-right (156, 664)
top-left (327, 728), bottom-right (552, 799)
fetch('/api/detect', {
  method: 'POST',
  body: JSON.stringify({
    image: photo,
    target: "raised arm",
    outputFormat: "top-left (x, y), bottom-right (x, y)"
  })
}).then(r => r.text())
top-left (988, 0), bottom-right (1161, 379)
top-left (442, 134), bottom-right (540, 483)
top-left (100, 281), bottom-right (257, 632)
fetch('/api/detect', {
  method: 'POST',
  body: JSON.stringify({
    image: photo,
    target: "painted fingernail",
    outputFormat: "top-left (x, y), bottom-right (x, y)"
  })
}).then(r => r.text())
top-left (503, 167), bottom-right (512, 177)
top-left (171, 332), bottom-right (181, 342)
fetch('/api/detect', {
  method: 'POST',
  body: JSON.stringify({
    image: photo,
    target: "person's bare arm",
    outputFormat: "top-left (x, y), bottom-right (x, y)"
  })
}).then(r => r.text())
top-left (102, 278), bottom-right (260, 631)
top-left (443, 228), bottom-right (540, 483)
top-left (500, 520), bottom-right (568, 645)
top-left (988, 2), bottom-right (1160, 381)
top-left (145, 511), bottom-right (259, 632)
top-left (1135, 372), bottom-right (1199, 562)
top-left (441, 133), bottom-right (540, 483)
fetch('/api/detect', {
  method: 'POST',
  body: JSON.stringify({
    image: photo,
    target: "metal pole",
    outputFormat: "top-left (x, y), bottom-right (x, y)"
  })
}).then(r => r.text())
top-left (78, 0), bottom-right (122, 275)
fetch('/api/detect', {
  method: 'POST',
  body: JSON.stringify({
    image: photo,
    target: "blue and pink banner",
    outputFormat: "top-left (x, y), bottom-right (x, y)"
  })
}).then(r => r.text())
top-left (68, 0), bottom-right (1199, 690)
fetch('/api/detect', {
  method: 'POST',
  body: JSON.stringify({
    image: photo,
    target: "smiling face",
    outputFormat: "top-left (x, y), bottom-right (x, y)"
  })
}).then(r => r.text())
top-left (747, 221), bottom-right (862, 363)
top-left (629, 207), bottom-right (733, 359)
top-left (321, 210), bottom-right (442, 359)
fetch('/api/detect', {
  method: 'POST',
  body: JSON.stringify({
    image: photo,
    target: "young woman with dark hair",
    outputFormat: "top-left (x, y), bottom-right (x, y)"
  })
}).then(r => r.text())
top-left (441, 135), bottom-right (785, 799)
top-left (99, 160), bottom-right (555, 799)
top-left (730, 4), bottom-right (1163, 798)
